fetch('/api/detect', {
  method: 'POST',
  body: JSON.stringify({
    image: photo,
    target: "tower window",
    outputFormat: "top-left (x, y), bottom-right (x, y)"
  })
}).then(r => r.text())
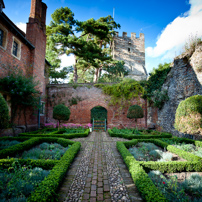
top-left (128, 48), bottom-right (130, 52)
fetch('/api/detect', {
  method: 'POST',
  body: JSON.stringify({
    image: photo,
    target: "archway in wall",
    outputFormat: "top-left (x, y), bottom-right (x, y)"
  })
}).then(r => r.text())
top-left (91, 106), bottom-right (107, 122)
top-left (91, 106), bottom-right (108, 131)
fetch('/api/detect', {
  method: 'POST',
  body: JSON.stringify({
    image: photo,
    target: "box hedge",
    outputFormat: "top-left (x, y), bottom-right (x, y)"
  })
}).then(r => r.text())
top-left (117, 138), bottom-right (202, 202)
top-left (108, 129), bottom-right (172, 139)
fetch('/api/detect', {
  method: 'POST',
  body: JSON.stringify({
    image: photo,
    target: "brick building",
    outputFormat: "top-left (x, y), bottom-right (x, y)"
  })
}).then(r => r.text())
top-left (0, 0), bottom-right (49, 131)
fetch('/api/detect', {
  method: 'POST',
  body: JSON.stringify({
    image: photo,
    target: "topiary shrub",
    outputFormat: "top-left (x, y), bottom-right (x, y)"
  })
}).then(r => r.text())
top-left (127, 105), bottom-right (144, 128)
top-left (53, 104), bottom-right (71, 129)
top-left (174, 95), bottom-right (202, 136)
top-left (0, 94), bottom-right (9, 131)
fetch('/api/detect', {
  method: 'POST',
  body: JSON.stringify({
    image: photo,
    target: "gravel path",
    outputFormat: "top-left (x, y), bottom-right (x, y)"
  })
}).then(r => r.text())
top-left (57, 131), bottom-right (143, 202)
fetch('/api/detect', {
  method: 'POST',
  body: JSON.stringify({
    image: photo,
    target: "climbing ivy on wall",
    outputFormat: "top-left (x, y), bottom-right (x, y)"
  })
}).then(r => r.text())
top-left (100, 78), bottom-right (145, 107)
top-left (144, 62), bottom-right (171, 109)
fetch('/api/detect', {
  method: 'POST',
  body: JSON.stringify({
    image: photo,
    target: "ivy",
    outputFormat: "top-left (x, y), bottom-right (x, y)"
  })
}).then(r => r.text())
top-left (101, 78), bottom-right (145, 106)
top-left (145, 63), bottom-right (171, 109)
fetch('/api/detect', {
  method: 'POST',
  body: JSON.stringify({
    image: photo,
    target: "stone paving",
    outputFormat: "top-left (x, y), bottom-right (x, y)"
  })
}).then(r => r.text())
top-left (57, 131), bottom-right (143, 202)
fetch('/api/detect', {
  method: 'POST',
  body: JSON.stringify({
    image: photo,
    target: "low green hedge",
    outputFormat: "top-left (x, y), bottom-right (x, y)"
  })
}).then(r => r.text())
top-left (117, 138), bottom-right (202, 201)
top-left (140, 161), bottom-right (202, 173)
top-left (28, 141), bottom-right (80, 201)
top-left (0, 137), bottom-right (75, 159)
top-left (117, 141), bottom-right (167, 201)
top-left (0, 140), bottom-right (81, 201)
top-left (108, 129), bottom-right (172, 139)
top-left (18, 129), bottom-right (90, 139)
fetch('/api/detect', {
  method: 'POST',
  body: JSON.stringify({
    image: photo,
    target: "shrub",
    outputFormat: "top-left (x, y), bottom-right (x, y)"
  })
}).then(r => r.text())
top-left (53, 104), bottom-right (71, 128)
top-left (127, 105), bottom-right (144, 128)
top-left (174, 95), bottom-right (202, 135)
top-left (0, 94), bottom-right (9, 130)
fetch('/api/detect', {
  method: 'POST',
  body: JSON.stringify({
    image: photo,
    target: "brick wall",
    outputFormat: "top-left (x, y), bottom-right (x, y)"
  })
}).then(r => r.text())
top-left (47, 84), bottom-right (147, 129)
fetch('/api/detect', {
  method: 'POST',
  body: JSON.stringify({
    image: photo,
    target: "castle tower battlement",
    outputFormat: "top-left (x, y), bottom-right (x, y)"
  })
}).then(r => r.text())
top-left (112, 32), bottom-right (147, 80)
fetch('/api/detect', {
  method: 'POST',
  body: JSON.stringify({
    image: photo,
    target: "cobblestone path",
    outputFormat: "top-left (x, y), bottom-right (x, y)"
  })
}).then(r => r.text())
top-left (57, 132), bottom-right (143, 202)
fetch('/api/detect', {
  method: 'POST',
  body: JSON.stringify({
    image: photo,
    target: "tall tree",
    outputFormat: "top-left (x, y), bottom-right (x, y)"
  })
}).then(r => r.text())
top-left (46, 7), bottom-right (121, 83)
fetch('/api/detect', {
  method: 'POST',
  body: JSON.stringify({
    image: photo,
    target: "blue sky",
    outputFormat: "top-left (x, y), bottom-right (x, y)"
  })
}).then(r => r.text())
top-left (3, 0), bottom-right (202, 73)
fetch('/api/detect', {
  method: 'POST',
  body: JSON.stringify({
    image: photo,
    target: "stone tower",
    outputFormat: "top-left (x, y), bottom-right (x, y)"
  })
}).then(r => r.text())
top-left (112, 32), bottom-right (147, 80)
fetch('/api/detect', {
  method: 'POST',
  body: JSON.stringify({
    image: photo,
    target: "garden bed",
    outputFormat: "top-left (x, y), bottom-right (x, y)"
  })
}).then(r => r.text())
top-left (108, 128), bottom-right (172, 139)
top-left (117, 138), bottom-right (202, 202)
top-left (129, 142), bottom-right (186, 162)
top-left (0, 136), bottom-right (81, 201)
top-left (15, 142), bottom-right (70, 160)
top-left (148, 170), bottom-right (202, 201)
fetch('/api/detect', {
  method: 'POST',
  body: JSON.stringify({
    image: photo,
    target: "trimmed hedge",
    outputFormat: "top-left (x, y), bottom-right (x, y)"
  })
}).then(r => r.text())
top-left (108, 129), bottom-right (172, 139)
top-left (117, 141), bottom-right (167, 201)
top-left (28, 141), bottom-right (80, 201)
top-left (0, 137), bottom-right (75, 159)
top-left (18, 129), bottom-right (90, 139)
top-left (0, 138), bottom-right (81, 201)
top-left (117, 138), bottom-right (202, 201)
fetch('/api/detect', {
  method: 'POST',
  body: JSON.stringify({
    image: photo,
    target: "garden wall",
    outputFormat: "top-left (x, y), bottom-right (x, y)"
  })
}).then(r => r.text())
top-left (46, 84), bottom-right (147, 129)
top-left (148, 44), bottom-right (202, 139)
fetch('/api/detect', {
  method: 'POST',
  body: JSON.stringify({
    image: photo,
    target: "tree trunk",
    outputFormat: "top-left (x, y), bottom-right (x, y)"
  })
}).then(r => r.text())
top-left (94, 68), bottom-right (100, 83)
top-left (73, 64), bottom-right (78, 83)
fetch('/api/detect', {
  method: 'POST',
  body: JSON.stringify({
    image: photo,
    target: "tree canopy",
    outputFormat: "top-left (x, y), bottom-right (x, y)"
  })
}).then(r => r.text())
top-left (46, 6), bottom-right (123, 83)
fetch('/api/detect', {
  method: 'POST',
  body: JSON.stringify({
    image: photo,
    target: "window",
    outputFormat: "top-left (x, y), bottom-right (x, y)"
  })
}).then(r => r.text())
top-left (0, 24), bottom-right (7, 49)
top-left (128, 48), bottom-right (130, 52)
top-left (12, 41), bottom-right (18, 56)
top-left (0, 29), bottom-right (3, 46)
top-left (11, 37), bottom-right (21, 59)
top-left (40, 102), bottom-right (45, 116)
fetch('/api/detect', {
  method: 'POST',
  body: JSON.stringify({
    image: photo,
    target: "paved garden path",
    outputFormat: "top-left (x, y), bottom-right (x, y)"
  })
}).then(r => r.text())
top-left (57, 131), bottom-right (143, 202)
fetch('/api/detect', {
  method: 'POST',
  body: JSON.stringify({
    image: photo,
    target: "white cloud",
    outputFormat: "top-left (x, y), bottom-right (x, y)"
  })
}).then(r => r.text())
top-left (146, 0), bottom-right (202, 59)
top-left (16, 22), bottom-right (26, 33)
top-left (59, 54), bottom-right (75, 67)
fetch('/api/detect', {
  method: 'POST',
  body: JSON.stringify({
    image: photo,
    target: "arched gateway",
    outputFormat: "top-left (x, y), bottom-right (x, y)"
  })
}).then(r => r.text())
top-left (91, 106), bottom-right (107, 131)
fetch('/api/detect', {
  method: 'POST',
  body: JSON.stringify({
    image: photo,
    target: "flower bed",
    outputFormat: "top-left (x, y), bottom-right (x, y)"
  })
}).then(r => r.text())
top-left (0, 136), bottom-right (81, 201)
top-left (16, 142), bottom-right (70, 160)
top-left (117, 138), bottom-right (202, 202)
top-left (129, 142), bottom-right (186, 162)
top-left (0, 160), bottom-right (50, 201)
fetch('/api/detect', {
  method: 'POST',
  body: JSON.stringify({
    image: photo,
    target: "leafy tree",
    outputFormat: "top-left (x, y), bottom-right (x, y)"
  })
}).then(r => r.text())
top-left (46, 39), bottom-right (73, 83)
top-left (46, 7), bottom-right (120, 83)
top-left (0, 94), bottom-right (9, 131)
top-left (0, 70), bottom-right (39, 131)
top-left (53, 104), bottom-right (71, 129)
top-left (98, 60), bottom-right (128, 83)
top-left (127, 105), bottom-right (144, 128)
